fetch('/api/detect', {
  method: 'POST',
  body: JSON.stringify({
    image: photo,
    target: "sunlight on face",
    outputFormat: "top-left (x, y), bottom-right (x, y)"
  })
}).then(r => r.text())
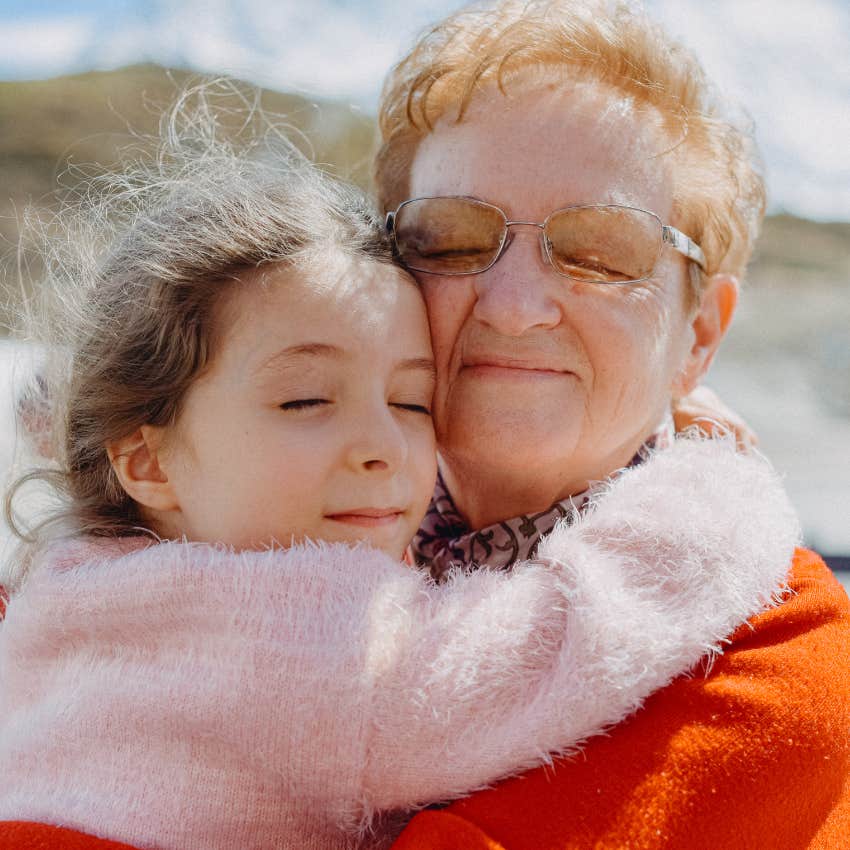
top-left (160, 253), bottom-right (437, 559)
top-left (408, 81), bottom-right (695, 515)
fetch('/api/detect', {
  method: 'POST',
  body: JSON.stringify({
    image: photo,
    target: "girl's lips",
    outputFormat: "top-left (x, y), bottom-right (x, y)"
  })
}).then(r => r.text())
top-left (325, 509), bottom-right (404, 527)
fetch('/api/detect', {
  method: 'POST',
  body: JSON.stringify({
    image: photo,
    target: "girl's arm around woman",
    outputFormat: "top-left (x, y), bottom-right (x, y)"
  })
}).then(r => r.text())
top-left (0, 437), bottom-right (799, 845)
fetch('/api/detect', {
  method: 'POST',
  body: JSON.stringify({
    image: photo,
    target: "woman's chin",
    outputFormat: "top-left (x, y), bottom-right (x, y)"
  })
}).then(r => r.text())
top-left (439, 408), bottom-right (584, 478)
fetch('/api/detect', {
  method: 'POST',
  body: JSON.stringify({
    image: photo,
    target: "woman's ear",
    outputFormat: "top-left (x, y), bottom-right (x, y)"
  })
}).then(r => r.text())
top-left (107, 425), bottom-right (179, 513)
top-left (673, 273), bottom-right (739, 397)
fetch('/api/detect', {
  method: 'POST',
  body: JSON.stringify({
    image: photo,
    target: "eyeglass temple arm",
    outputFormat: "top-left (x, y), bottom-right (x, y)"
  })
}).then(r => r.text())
top-left (663, 225), bottom-right (707, 271)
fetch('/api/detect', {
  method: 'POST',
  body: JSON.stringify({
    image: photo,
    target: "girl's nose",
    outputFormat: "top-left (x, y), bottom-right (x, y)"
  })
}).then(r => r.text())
top-left (347, 407), bottom-right (408, 474)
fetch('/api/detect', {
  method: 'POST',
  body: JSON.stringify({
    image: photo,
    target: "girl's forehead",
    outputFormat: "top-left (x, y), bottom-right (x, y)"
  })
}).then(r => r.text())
top-left (223, 254), bottom-right (413, 320)
top-left (281, 255), bottom-right (421, 324)
top-left (217, 255), bottom-right (429, 373)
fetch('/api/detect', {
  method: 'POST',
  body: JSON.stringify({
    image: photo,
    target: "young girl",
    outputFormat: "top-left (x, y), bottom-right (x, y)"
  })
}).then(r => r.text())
top-left (0, 106), bottom-right (798, 850)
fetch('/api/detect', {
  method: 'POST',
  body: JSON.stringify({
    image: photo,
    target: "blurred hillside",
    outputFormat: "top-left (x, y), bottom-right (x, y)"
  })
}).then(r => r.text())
top-left (0, 64), bottom-right (376, 284)
top-left (0, 64), bottom-right (848, 554)
top-left (2, 65), bottom-right (849, 302)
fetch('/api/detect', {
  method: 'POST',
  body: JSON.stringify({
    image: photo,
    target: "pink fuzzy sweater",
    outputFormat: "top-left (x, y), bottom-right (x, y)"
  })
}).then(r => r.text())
top-left (0, 439), bottom-right (799, 849)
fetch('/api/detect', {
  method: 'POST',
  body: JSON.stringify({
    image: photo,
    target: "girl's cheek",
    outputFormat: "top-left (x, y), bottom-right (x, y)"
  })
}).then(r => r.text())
top-left (417, 428), bottom-right (439, 490)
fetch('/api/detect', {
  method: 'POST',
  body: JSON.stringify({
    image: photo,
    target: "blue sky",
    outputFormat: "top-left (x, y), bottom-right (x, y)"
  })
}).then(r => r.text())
top-left (1, 0), bottom-right (848, 221)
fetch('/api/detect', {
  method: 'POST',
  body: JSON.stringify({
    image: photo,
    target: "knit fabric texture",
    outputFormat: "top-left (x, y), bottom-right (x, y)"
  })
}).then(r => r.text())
top-left (391, 549), bottom-right (850, 850)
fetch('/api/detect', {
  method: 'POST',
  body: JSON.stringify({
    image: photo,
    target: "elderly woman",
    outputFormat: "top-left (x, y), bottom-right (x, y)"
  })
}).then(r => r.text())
top-left (373, 1), bottom-right (850, 848)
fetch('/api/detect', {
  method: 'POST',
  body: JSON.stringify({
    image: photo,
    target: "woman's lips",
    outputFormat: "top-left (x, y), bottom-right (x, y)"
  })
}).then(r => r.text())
top-left (462, 359), bottom-right (572, 379)
top-left (325, 509), bottom-right (405, 527)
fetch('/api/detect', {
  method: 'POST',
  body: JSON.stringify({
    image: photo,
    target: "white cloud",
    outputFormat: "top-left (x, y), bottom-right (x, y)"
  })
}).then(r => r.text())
top-left (0, 17), bottom-right (95, 76)
top-left (159, 3), bottom-right (394, 100)
top-left (2, 0), bottom-right (849, 219)
top-left (647, 0), bottom-right (850, 219)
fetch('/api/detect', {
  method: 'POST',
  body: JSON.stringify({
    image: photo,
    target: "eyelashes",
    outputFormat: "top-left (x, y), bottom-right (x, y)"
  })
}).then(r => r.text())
top-left (279, 398), bottom-right (328, 411)
top-left (392, 403), bottom-right (432, 415)
top-left (279, 400), bottom-right (431, 415)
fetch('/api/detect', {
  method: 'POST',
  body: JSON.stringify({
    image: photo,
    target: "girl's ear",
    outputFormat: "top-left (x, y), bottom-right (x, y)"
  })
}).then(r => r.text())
top-left (107, 425), bottom-right (179, 513)
top-left (673, 273), bottom-right (739, 398)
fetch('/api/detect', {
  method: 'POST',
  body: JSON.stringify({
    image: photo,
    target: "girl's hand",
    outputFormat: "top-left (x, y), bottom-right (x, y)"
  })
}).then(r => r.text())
top-left (673, 385), bottom-right (758, 449)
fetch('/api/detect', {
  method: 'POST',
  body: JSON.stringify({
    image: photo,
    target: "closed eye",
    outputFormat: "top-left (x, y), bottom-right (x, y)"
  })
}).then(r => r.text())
top-left (279, 399), bottom-right (329, 411)
top-left (551, 252), bottom-right (631, 282)
top-left (392, 403), bottom-right (431, 415)
top-left (416, 247), bottom-right (491, 259)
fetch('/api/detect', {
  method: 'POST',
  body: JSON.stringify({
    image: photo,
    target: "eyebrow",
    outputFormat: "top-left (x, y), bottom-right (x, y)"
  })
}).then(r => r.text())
top-left (256, 343), bottom-right (436, 379)
top-left (397, 357), bottom-right (437, 380)
top-left (255, 343), bottom-right (343, 375)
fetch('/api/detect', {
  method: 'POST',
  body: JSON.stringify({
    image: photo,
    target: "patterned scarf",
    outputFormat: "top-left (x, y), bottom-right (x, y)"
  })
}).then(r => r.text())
top-left (413, 420), bottom-right (674, 581)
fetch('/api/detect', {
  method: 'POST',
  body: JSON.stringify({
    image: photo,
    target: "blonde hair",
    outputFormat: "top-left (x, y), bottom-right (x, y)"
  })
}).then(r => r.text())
top-left (6, 86), bottom-right (395, 572)
top-left (375, 0), bottom-right (766, 281)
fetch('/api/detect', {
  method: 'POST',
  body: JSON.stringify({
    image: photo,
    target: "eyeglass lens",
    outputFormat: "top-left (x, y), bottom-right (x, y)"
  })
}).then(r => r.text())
top-left (392, 198), bottom-right (664, 283)
top-left (393, 198), bottom-right (505, 274)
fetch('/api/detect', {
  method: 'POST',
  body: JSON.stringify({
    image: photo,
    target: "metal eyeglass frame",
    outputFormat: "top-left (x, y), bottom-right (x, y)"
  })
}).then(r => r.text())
top-left (385, 196), bottom-right (707, 284)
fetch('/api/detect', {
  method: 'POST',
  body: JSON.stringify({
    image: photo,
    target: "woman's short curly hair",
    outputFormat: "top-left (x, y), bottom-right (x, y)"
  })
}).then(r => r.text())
top-left (374, 0), bottom-right (766, 282)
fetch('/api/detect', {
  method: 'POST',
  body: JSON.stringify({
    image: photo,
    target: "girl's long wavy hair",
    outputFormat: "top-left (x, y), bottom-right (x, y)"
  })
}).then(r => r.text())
top-left (4, 82), bottom-right (395, 588)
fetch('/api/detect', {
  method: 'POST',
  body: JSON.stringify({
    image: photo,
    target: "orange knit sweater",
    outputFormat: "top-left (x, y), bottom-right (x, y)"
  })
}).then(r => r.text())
top-left (0, 822), bottom-right (134, 849)
top-left (1, 549), bottom-right (847, 850)
top-left (392, 548), bottom-right (850, 850)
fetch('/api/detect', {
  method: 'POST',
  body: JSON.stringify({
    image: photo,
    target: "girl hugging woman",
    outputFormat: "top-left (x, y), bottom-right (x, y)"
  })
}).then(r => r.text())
top-left (0, 100), bottom-right (798, 849)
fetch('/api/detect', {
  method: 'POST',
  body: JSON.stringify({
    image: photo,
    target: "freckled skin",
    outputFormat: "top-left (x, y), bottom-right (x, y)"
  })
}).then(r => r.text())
top-left (408, 80), bottom-right (699, 527)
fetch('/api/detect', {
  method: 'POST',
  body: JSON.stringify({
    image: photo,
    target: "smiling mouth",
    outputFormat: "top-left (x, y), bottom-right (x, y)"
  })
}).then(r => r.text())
top-left (463, 360), bottom-right (571, 378)
top-left (325, 509), bottom-right (405, 527)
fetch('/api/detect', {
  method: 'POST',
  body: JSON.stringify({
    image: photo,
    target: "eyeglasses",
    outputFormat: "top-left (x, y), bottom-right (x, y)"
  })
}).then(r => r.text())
top-left (386, 196), bottom-right (706, 284)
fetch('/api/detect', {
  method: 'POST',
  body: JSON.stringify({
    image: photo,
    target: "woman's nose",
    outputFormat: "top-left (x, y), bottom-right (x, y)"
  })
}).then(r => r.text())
top-left (472, 229), bottom-right (561, 336)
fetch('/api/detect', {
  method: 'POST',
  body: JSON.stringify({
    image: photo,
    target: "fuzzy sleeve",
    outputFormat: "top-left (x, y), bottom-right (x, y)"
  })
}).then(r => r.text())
top-left (0, 440), bottom-right (800, 838)
top-left (353, 438), bottom-right (799, 816)
top-left (389, 549), bottom-right (850, 850)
